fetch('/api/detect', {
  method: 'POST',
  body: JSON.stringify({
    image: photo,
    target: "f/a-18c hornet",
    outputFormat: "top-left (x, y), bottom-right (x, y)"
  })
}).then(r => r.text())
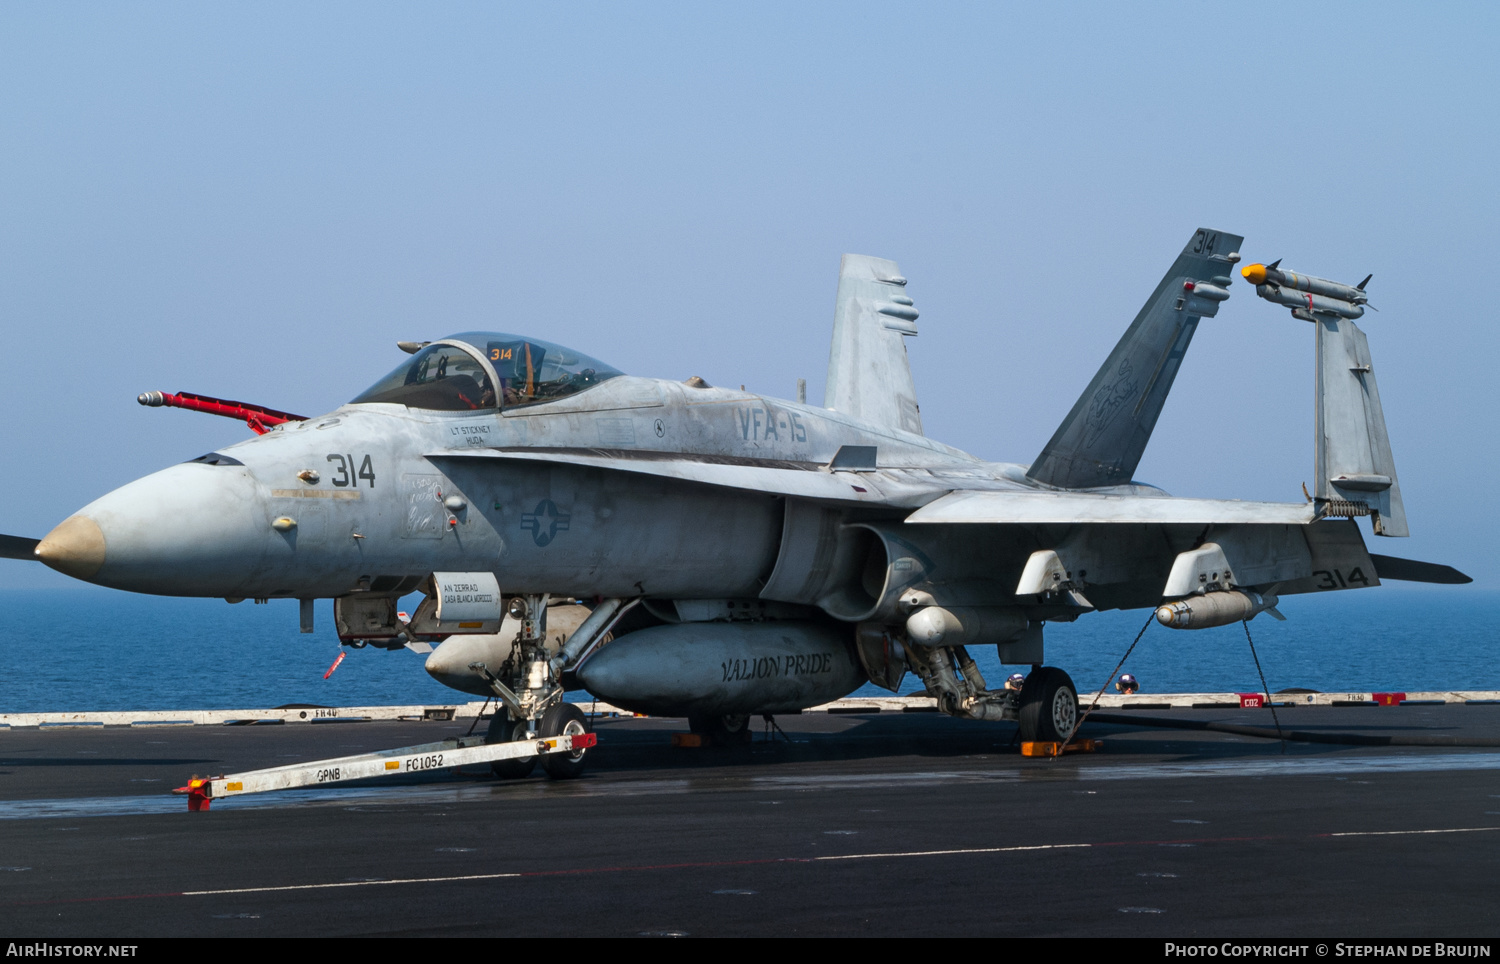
top-left (3, 228), bottom-right (1469, 778)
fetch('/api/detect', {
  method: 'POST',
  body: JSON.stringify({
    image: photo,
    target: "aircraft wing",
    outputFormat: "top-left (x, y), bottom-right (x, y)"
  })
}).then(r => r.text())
top-left (904, 490), bottom-right (1314, 526)
top-left (422, 449), bottom-right (1467, 605)
top-left (425, 448), bottom-right (947, 507)
top-left (432, 449), bottom-right (1319, 524)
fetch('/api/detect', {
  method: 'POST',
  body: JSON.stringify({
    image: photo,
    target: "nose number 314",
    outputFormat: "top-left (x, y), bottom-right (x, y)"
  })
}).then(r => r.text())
top-left (326, 454), bottom-right (376, 488)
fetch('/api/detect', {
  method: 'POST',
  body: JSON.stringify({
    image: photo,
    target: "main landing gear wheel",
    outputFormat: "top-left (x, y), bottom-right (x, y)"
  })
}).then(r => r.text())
top-left (687, 713), bottom-right (752, 747)
top-left (485, 714), bottom-right (537, 779)
top-left (1018, 667), bottom-right (1079, 744)
top-left (538, 703), bottom-right (591, 780)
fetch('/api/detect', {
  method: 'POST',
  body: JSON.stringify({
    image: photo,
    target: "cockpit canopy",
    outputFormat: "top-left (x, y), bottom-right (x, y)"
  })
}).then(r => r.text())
top-left (351, 332), bottom-right (623, 412)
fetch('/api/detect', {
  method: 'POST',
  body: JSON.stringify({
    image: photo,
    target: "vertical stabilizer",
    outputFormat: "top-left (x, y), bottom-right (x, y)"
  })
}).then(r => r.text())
top-left (1315, 317), bottom-right (1408, 536)
top-left (1027, 228), bottom-right (1244, 489)
top-left (824, 254), bottom-right (924, 436)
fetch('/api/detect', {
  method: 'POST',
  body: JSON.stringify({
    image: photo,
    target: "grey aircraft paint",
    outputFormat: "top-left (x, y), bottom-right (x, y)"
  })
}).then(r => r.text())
top-left (12, 229), bottom-right (1469, 769)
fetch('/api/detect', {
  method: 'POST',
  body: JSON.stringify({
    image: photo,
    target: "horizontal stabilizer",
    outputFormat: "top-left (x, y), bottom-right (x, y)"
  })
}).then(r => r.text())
top-left (0, 534), bottom-right (39, 561)
top-left (1369, 554), bottom-right (1471, 584)
top-left (1028, 228), bottom-right (1243, 489)
top-left (905, 490), bottom-right (1313, 526)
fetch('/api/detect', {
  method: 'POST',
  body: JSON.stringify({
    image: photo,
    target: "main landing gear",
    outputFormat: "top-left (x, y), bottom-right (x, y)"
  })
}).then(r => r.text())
top-left (901, 638), bottom-right (1079, 744)
top-left (687, 713), bottom-right (753, 747)
top-left (1017, 666), bottom-right (1079, 744)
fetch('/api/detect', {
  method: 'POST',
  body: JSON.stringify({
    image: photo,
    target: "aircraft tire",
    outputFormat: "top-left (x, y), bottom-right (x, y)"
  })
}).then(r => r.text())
top-left (485, 713), bottom-right (537, 779)
top-left (1018, 667), bottom-right (1079, 744)
top-left (687, 713), bottom-right (753, 747)
top-left (538, 703), bottom-right (591, 780)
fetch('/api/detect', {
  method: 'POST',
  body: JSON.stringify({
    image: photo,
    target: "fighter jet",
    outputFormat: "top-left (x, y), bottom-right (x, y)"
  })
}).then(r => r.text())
top-left (4, 227), bottom-right (1469, 777)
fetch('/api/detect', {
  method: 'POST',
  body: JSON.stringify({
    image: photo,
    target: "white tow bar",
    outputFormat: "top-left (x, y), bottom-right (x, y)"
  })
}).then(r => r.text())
top-left (173, 731), bottom-right (597, 811)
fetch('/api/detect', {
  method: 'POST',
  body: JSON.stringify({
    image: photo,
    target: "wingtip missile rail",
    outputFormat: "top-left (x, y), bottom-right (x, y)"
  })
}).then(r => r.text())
top-left (1242, 262), bottom-right (1371, 321)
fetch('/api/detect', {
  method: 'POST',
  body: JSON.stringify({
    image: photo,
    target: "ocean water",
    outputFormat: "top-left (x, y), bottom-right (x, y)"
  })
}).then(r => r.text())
top-left (0, 586), bottom-right (1495, 713)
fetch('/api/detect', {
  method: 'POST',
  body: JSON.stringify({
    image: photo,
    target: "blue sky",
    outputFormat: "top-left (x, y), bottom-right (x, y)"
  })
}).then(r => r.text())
top-left (2, 2), bottom-right (1496, 587)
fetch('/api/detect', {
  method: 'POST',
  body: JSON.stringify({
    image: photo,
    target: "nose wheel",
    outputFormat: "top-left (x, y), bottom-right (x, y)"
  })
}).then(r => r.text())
top-left (1018, 667), bottom-right (1079, 744)
top-left (538, 704), bottom-right (592, 779)
top-left (485, 714), bottom-right (537, 779)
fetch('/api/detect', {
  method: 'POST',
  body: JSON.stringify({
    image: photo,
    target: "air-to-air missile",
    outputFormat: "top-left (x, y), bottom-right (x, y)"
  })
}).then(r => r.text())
top-left (1242, 260), bottom-right (1371, 321)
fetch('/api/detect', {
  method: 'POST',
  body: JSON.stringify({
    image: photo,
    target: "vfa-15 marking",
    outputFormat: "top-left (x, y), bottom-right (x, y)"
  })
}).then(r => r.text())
top-left (7, 229), bottom-right (1469, 777)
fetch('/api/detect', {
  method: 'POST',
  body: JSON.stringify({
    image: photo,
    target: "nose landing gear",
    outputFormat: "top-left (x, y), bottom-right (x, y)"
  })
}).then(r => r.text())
top-left (474, 593), bottom-right (597, 780)
top-left (538, 704), bottom-right (591, 779)
top-left (485, 714), bottom-right (538, 779)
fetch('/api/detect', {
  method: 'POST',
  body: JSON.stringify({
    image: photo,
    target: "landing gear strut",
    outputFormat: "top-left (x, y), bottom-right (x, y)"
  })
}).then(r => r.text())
top-left (473, 593), bottom-right (593, 780)
top-left (899, 636), bottom-right (1081, 744)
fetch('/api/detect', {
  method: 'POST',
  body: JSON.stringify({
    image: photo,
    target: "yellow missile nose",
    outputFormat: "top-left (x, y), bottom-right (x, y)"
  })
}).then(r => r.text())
top-left (35, 515), bottom-right (107, 580)
top-left (1241, 263), bottom-right (1268, 285)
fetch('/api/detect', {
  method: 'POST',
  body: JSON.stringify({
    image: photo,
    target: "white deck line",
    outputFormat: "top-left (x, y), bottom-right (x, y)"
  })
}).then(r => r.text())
top-left (809, 691), bottom-right (1500, 712)
top-left (1, 692), bottom-right (1498, 728)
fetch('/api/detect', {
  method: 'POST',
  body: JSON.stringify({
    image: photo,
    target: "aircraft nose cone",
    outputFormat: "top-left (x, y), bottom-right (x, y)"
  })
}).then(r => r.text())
top-left (35, 515), bottom-right (107, 580)
top-left (52, 461), bottom-right (271, 595)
